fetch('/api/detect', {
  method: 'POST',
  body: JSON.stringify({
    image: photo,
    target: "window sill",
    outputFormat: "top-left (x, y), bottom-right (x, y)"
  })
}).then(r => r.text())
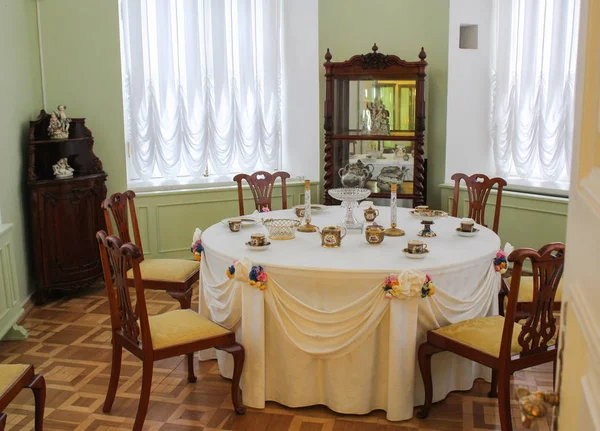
top-left (439, 182), bottom-right (569, 203)
top-left (440, 178), bottom-right (569, 199)
top-left (129, 174), bottom-right (308, 196)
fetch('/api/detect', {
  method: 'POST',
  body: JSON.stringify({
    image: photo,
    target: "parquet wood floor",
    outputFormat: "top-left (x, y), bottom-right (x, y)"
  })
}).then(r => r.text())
top-left (1, 285), bottom-right (554, 430)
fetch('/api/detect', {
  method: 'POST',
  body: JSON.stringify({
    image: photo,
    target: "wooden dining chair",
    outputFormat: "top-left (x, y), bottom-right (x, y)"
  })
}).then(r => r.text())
top-left (0, 364), bottom-right (46, 430)
top-left (499, 275), bottom-right (563, 320)
top-left (451, 173), bottom-right (507, 234)
top-left (101, 190), bottom-right (199, 310)
top-left (96, 231), bottom-right (245, 431)
top-left (233, 171), bottom-right (291, 216)
top-left (417, 243), bottom-right (564, 431)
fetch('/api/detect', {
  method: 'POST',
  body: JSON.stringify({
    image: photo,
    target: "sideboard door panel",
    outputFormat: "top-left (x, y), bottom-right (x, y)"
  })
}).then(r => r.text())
top-left (39, 184), bottom-right (105, 286)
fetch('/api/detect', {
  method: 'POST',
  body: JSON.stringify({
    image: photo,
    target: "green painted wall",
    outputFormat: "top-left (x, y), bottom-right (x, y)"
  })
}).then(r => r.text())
top-left (440, 185), bottom-right (568, 250)
top-left (0, 0), bottom-right (43, 301)
top-left (318, 0), bottom-right (450, 208)
top-left (39, 0), bottom-right (127, 194)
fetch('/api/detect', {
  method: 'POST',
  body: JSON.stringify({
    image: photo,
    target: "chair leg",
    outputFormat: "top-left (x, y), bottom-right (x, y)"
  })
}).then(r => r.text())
top-left (416, 342), bottom-right (444, 419)
top-left (498, 370), bottom-right (513, 431)
top-left (217, 343), bottom-right (246, 414)
top-left (168, 288), bottom-right (193, 310)
top-left (488, 369), bottom-right (498, 398)
top-left (103, 343), bottom-right (123, 413)
top-left (187, 352), bottom-right (197, 383)
top-left (553, 357), bottom-right (557, 389)
top-left (133, 360), bottom-right (153, 431)
top-left (26, 375), bottom-right (46, 431)
top-left (0, 412), bottom-right (6, 431)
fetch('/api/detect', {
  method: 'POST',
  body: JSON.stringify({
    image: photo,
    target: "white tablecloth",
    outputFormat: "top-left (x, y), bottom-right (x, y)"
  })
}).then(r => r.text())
top-left (198, 207), bottom-right (501, 421)
top-left (350, 154), bottom-right (414, 181)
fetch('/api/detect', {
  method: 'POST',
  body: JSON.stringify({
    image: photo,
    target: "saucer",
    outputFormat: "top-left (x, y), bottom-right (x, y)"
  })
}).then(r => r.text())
top-left (402, 248), bottom-right (429, 259)
top-left (293, 204), bottom-right (326, 211)
top-left (456, 227), bottom-right (479, 237)
top-left (245, 241), bottom-right (271, 251)
top-left (221, 217), bottom-right (257, 226)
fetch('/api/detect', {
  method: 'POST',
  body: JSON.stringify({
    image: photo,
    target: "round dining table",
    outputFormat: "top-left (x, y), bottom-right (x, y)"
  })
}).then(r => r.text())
top-left (198, 206), bottom-right (501, 421)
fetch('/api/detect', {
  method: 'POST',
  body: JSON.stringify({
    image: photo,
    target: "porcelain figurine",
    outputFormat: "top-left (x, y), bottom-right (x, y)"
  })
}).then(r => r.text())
top-left (48, 105), bottom-right (71, 139)
top-left (376, 165), bottom-right (410, 192)
top-left (360, 99), bottom-right (390, 135)
top-left (338, 159), bottom-right (374, 188)
top-left (52, 158), bottom-right (74, 178)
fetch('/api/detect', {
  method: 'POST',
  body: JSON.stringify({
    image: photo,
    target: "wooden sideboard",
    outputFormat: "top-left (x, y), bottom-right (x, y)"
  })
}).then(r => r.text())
top-left (27, 111), bottom-right (107, 303)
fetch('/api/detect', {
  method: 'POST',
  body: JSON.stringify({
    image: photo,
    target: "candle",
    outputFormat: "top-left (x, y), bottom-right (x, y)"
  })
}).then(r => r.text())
top-left (304, 180), bottom-right (311, 224)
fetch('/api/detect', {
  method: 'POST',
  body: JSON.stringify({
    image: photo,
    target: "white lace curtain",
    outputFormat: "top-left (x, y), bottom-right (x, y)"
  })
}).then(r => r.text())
top-left (119, 0), bottom-right (283, 181)
top-left (490, 0), bottom-right (580, 185)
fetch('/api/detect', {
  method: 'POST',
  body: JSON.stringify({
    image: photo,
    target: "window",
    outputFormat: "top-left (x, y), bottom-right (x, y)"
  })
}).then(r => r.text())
top-left (490, 0), bottom-right (580, 190)
top-left (118, 0), bottom-right (283, 186)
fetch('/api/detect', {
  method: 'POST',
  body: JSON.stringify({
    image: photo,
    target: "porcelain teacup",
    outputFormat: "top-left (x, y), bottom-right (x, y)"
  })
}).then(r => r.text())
top-left (250, 233), bottom-right (266, 246)
top-left (407, 239), bottom-right (427, 254)
top-left (294, 207), bottom-right (306, 218)
top-left (460, 218), bottom-right (475, 232)
top-left (228, 219), bottom-right (242, 232)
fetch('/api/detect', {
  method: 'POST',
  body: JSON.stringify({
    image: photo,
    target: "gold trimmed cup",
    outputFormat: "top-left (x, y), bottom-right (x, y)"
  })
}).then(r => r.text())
top-left (228, 219), bottom-right (242, 232)
top-left (365, 225), bottom-right (385, 245)
top-left (460, 218), bottom-right (475, 232)
top-left (250, 233), bottom-right (266, 246)
top-left (407, 239), bottom-right (427, 254)
top-left (294, 207), bottom-right (306, 218)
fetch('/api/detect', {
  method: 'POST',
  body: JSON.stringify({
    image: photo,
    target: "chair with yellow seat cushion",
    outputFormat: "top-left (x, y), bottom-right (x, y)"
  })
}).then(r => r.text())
top-left (500, 276), bottom-right (563, 320)
top-left (102, 190), bottom-right (199, 310)
top-left (0, 364), bottom-right (46, 430)
top-left (96, 231), bottom-right (245, 431)
top-left (102, 190), bottom-right (200, 383)
top-left (417, 243), bottom-right (564, 431)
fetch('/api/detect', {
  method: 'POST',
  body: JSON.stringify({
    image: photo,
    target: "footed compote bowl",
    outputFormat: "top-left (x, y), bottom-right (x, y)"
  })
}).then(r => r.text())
top-left (328, 188), bottom-right (372, 229)
top-left (409, 209), bottom-right (448, 237)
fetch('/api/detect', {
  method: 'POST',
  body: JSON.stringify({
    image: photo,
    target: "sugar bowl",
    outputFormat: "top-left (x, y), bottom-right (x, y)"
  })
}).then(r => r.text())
top-left (364, 224), bottom-right (385, 245)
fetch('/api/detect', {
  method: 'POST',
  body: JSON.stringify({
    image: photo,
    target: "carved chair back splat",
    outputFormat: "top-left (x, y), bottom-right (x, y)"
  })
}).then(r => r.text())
top-left (451, 173), bottom-right (507, 234)
top-left (504, 244), bottom-right (565, 358)
top-left (101, 190), bottom-right (144, 258)
top-left (233, 171), bottom-right (291, 216)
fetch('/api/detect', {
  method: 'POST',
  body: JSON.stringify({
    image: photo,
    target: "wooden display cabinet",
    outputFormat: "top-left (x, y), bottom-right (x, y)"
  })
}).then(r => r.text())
top-left (323, 44), bottom-right (428, 206)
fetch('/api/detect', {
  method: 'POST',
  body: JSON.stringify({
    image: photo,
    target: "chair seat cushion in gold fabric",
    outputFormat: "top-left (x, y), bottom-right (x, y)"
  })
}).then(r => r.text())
top-left (148, 309), bottom-right (230, 350)
top-left (0, 364), bottom-right (29, 396)
top-left (432, 316), bottom-right (526, 357)
top-left (127, 259), bottom-right (199, 283)
top-left (506, 276), bottom-right (563, 302)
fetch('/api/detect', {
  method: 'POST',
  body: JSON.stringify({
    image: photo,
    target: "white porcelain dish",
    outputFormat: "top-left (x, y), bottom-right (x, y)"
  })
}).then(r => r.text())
top-left (245, 241), bottom-right (271, 251)
top-left (402, 248), bottom-right (429, 259)
top-left (456, 227), bottom-right (480, 237)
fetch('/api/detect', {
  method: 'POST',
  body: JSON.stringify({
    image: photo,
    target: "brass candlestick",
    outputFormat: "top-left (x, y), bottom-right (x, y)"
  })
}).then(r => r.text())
top-left (297, 180), bottom-right (318, 233)
top-left (384, 183), bottom-right (405, 237)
